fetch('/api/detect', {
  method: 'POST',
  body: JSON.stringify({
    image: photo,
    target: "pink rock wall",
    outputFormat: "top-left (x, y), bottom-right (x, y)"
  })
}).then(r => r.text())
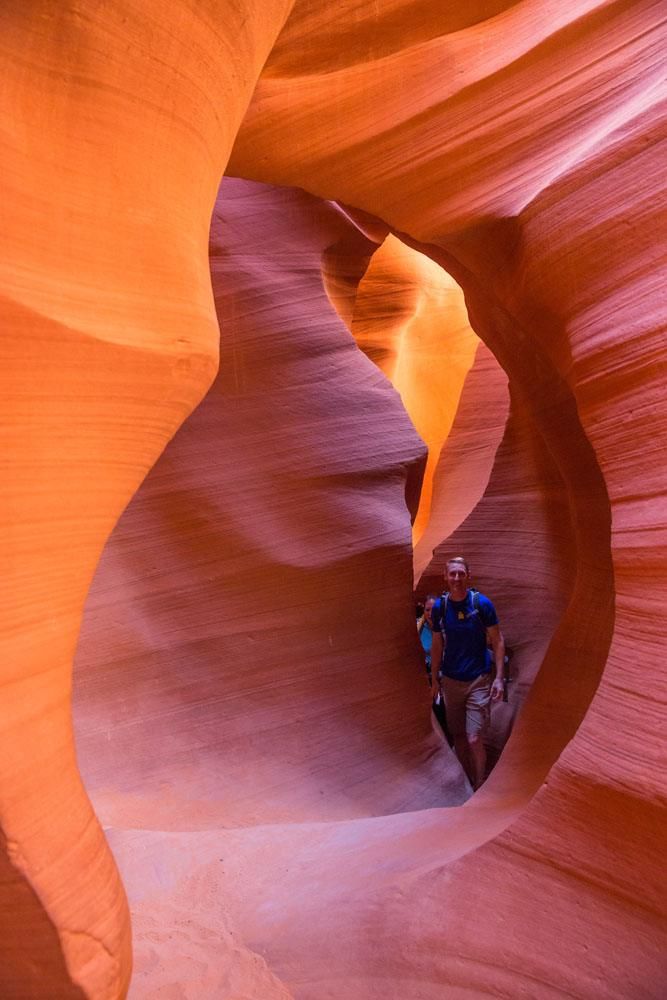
top-left (1, 1), bottom-right (665, 997)
top-left (74, 178), bottom-right (462, 833)
top-left (227, 2), bottom-right (665, 994)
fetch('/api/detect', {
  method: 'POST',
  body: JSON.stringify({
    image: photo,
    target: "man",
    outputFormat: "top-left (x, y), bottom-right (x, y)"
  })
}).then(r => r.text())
top-left (430, 556), bottom-right (504, 790)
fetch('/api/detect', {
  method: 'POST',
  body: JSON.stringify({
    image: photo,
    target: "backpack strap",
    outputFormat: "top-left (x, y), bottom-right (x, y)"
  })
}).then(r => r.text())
top-left (469, 589), bottom-right (488, 631)
top-left (439, 591), bottom-right (449, 634)
top-left (440, 589), bottom-right (485, 629)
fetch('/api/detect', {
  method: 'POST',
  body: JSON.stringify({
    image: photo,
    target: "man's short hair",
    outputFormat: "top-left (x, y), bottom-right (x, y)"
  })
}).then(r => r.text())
top-left (446, 556), bottom-right (470, 574)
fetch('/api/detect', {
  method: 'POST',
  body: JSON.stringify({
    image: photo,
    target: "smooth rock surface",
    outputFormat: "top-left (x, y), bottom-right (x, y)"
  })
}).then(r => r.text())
top-left (349, 234), bottom-right (480, 541)
top-left (0, 2), bottom-right (293, 995)
top-left (1, 1), bottom-right (665, 997)
top-left (75, 178), bottom-right (463, 833)
top-left (412, 341), bottom-right (509, 581)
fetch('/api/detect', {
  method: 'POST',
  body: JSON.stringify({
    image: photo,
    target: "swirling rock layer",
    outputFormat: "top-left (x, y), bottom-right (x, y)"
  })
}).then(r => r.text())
top-left (1, 1), bottom-right (665, 997)
top-left (75, 178), bottom-right (463, 831)
top-left (349, 234), bottom-right (480, 541)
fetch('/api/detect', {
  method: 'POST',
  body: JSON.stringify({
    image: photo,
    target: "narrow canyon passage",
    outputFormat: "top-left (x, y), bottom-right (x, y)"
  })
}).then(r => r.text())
top-left (72, 178), bottom-right (613, 997)
top-left (73, 178), bottom-right (468, 833)
top-left (1, 2), bottom-right (664, 997)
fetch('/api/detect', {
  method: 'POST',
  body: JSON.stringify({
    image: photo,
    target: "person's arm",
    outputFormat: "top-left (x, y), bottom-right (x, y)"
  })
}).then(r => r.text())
top-left (487, 624), bottom-right (505, 702)
top-left (430, 630), bottom-right (443, 698)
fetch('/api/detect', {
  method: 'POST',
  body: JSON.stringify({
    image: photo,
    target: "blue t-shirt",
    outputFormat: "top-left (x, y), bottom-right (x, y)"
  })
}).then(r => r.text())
top-left (431, 590), bottom-right (498, 681)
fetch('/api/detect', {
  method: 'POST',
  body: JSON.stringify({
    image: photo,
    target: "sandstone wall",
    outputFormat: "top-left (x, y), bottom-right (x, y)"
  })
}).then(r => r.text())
top-left (0, 2), bottom-right (293, 995)
top-left (349, 234), bottom-right (480, 541)
top-left (412, 341), bottom-right (509, 581)
top-left (74, 178), bottom-right (464, 834)
top-left (225, 1), bottom-right (666, 994)
top-left (1, 1), bottom-right (665, 997)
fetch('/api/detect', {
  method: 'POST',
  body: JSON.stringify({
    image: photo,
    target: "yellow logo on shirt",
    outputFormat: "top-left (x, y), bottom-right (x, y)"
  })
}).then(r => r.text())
top-left (458, 611), bottom-right (465, 620)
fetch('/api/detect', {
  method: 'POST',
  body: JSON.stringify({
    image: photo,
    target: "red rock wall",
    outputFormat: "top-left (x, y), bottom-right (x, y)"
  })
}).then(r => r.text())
top-left (0, 2), bottom-right (293, 996)
top-left (419, 385), bottom-right (577, 765)
top-left (2, 1), bottom-right (665, 997)
top-left (74, 179), bottom-right (464, 834)
top-left (225, 1), bottom-right (666, 994)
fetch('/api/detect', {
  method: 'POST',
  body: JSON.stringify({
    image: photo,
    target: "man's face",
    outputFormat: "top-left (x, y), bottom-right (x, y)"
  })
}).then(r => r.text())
top-left (446, 562), bottom-right (469, 594)
top-left (424, 598), bottom-right (435, 623)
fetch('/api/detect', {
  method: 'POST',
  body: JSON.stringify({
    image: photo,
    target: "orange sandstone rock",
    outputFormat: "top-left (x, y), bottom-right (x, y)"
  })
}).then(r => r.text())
top-left (1, 1), bottom-right (665, 997)
top-left (229, 2), bottom-right (667, 994)
top-left (0, 2), bottom-right (292, 995)
top-left (350, 235), bottom-right (480, 543)
top-left (412, 342), bottom-right (509, 581)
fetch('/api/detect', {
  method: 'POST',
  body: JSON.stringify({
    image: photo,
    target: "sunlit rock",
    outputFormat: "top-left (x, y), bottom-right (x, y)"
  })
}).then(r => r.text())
top-left (1, 1), bottom-right (664, 996)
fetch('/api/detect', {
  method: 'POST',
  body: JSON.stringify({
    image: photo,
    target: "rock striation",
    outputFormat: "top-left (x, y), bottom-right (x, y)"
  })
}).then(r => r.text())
top-left (74, 178), bottom-right (461, 833)
top-left (349, 234), bottom-right (481, 543)
top-left (1, 1), bottom-right (665, 997)
top-left (0, 2), bottom-right (293, 996)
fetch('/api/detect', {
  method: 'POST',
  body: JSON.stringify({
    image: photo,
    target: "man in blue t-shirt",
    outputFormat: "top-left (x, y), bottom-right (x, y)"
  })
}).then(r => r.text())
top-left (430, 556), bottom-right (505, 790)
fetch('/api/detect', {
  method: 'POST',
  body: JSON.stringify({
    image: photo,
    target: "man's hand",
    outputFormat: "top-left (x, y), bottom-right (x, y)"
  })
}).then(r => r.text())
top-left (491, 677), bottom-right (504, 702)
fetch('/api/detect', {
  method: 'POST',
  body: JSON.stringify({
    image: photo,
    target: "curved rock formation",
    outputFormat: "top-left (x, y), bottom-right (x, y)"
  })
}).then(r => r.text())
top-left (2, 1), bottom-right (665, 997)
top-left (74, 176), bottom-right (471, 995)
top-left (74, 178), bottom-right (462, 833)
top-left (350, 234), bottom-right (480, 542)
top-left (227, 3), bottom-right (667, 995)
top-left (412, 341), bottom-right (509, 580)
top-left (0, 2), bottom-right (293, 995)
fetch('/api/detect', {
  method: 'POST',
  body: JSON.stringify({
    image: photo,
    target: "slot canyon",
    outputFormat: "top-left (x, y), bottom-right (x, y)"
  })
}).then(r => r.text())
top-left (0, 2), bottom-right (665, 998)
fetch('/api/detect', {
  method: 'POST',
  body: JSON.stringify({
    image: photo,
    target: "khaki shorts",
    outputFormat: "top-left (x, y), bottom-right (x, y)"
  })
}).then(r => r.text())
top-left (442, 673), bottom-right (491, 737)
